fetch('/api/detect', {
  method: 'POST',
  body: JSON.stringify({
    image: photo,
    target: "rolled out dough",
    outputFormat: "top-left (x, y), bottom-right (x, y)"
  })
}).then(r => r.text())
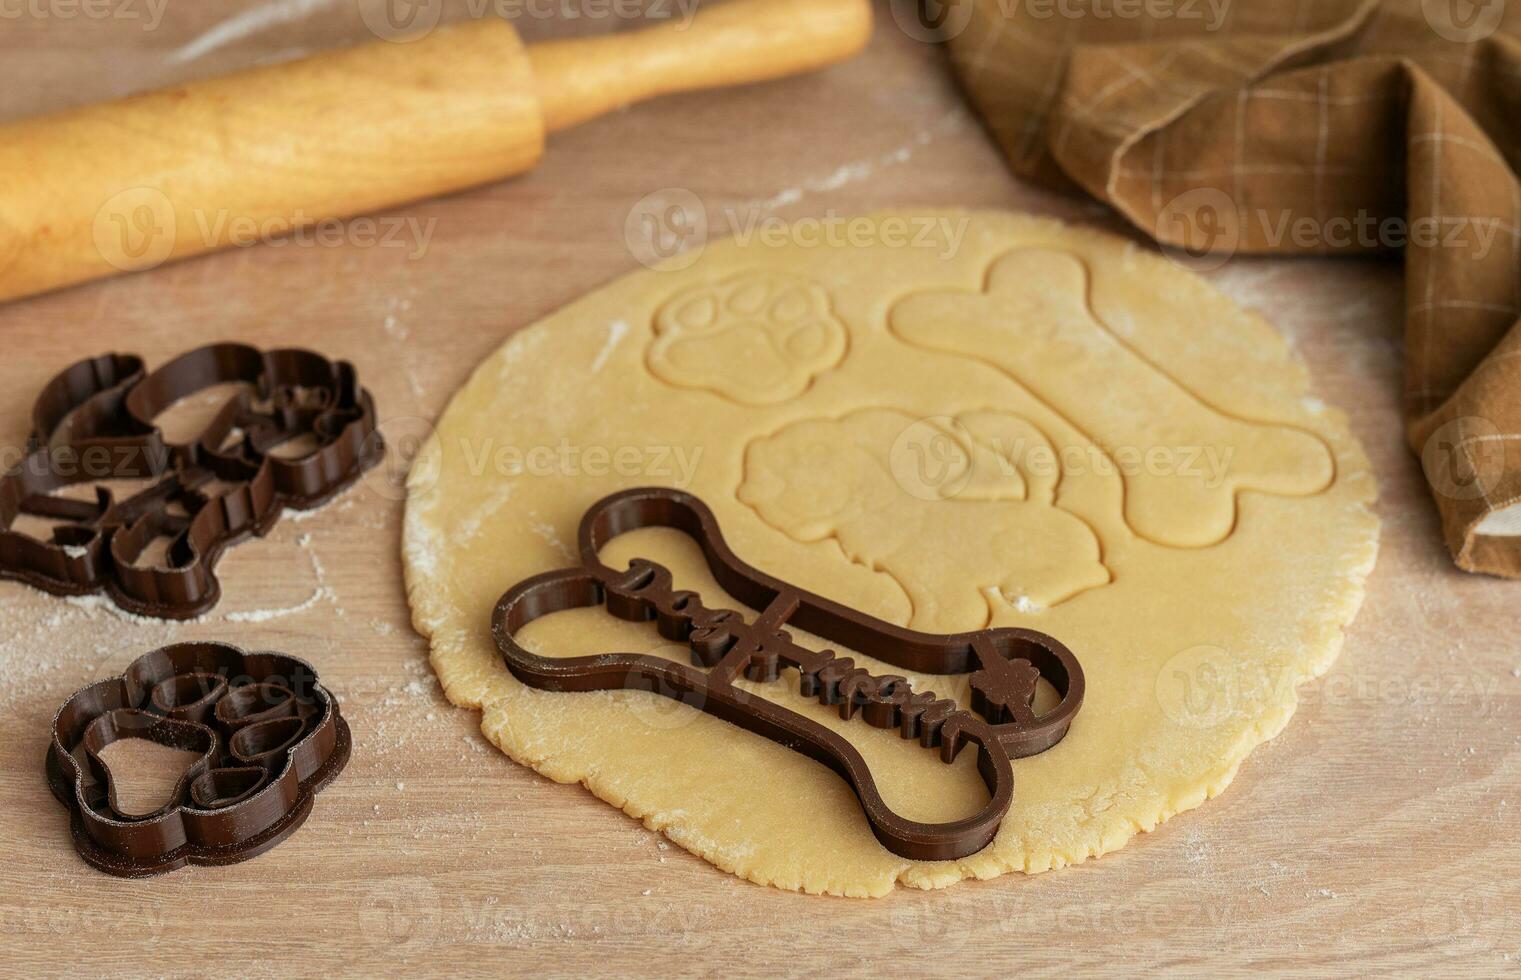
top-left (403, 211), bottom-right (1379, 897)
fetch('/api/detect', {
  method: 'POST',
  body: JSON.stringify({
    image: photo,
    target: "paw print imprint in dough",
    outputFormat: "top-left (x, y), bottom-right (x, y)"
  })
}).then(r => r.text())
top-left (889, 249), bottom-right (1335, 548)
top-left (648, 273), bottom-right (848, 405)
top-left (739, 409), bottom-right (1110, 634)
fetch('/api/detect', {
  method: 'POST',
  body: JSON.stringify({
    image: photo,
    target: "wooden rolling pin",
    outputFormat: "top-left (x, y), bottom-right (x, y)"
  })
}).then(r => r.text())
top-left (0, 0), bottom-right (872, 303)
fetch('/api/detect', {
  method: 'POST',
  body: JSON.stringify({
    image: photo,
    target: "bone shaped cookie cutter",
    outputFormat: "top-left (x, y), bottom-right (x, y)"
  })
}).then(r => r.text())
top-left (0, 344), bottom-right (382, 619)
top-left (492, 487), bottom-right (1085, 861)
top-left (46, 642), bottom-right (350, 877)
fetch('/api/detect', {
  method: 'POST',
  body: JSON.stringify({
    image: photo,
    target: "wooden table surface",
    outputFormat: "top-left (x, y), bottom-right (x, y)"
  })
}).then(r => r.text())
top-left (1, 2), bottom-right (1517, 975)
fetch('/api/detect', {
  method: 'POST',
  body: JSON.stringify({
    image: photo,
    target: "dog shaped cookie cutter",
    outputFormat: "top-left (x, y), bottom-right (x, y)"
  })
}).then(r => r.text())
top-left (492, 487), bottom-right (1084, 861)
top-left (0, 343), bottom-right (382, 619)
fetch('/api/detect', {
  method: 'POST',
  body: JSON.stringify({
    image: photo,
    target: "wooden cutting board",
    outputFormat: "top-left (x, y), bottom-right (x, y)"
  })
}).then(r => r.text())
top-left (0, 2), bottom-right (1515, 974)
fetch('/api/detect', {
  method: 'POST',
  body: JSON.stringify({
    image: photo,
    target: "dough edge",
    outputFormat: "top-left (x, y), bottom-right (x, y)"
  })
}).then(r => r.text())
top-left (402, 209), bottom-right (1382, 898)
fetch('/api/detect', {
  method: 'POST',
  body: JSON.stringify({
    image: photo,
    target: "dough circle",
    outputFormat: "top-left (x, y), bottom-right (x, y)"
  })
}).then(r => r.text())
top-left (404, 211), bottom-right (1379, 897)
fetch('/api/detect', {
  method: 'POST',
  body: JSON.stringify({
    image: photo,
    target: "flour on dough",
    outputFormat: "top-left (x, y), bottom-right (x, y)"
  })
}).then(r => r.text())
top-left (403, 211), bottom-right (1379, 897)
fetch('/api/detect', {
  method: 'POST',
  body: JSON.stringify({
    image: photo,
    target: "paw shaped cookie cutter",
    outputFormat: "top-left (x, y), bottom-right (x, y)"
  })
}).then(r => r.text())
top-left (492, 487), bottom-right (1084, 861)
top-left (46, 642), bottom-right (351, 877)
top-left (0, 343), bottom-right (383, 619)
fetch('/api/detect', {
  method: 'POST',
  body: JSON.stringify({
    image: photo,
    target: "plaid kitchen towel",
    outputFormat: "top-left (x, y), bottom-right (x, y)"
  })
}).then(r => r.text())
top-left (943, 0), bottom-right (1521, 577)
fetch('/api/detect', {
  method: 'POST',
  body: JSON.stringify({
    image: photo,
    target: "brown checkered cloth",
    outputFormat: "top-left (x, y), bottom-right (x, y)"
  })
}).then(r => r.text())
top-left (945, 0), bottom-right (1521, 577)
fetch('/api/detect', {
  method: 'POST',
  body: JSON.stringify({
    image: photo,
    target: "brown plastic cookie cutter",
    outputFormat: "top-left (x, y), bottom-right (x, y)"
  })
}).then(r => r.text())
top-left (0, 343), bottom-right (383, 619)
top-left (492, 487), bottom-right (1085, 862)
top-left (46, 641), bottom-right (351, 877)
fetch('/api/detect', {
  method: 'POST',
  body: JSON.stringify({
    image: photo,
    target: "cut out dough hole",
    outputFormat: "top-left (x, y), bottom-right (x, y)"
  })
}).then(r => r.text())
top-left (124, 533), bottom-right (191, 571)
top-left (95, 738), bottom-right (202, 818)
top-left (7, 511), bottom-right (74, 540)
top-left (151, 381), bottom-right (254, 445)
top-left (265, 432), bottom-right (324, 460)
top-left (196, 477), bottom-right (247, 500)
